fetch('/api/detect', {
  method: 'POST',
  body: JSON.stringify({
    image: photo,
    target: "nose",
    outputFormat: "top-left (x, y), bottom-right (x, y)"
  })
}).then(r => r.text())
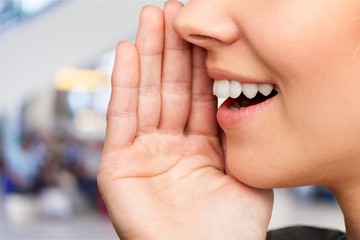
top-left (173, 0), bottom-right (240, 49)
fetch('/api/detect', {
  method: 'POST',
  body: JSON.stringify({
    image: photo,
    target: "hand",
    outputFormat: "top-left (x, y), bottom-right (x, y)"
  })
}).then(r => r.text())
top-left (98, 1), bottom-right (273, 239)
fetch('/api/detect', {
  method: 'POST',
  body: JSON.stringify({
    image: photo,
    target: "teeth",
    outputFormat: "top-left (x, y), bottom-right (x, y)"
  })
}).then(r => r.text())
top-left (229, 102), bottom-right (241, 110)
top-left (213, 80), bottom-right (218, 95)
top-left (213, 80), bottom-right (277, 99)
top-left (215, 80), bottom-right (230, 98)
top-left (242, 83), bottom-right (258, 99)
top-left (229, 81), bottom-right (242, 98)
top-left (258, 83), bottom-right (273, 96)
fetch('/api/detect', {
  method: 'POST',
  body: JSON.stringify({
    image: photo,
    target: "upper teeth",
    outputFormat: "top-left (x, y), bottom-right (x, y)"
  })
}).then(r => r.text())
top-left (213, 80), bottom-right (277, 99)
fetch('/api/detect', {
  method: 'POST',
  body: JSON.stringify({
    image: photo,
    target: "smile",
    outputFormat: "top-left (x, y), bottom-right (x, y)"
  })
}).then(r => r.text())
top-left (213, 80), bottom-right (279, 110)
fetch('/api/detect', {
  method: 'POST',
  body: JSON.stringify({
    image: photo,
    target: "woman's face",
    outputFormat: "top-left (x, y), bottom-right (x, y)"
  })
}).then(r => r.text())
top-left (174, 0), bottom-right (360, 188)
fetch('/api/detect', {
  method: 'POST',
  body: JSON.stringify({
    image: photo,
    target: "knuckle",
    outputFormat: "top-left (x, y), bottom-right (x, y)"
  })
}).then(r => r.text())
top-left (107, 108), bottom-right (136, 121)
top-left (138, 85), bottom-right (160, 97)
top-left (192, 93), bottom-right (215, 102)
top-left (162, 79), bottom-right (191, 95)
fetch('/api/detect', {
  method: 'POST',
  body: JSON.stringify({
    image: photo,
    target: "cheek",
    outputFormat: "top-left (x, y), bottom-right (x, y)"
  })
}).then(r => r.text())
top-left (223, 0), bottom-right (360, 188)
top-left (224, 68), bottom-right (360, 189)
top-left (223, 66), bottom-right (360, 187)
top-left (243, 0), bottom-right (360, 83)
top-left (223, 119), bottom-right (312, 188)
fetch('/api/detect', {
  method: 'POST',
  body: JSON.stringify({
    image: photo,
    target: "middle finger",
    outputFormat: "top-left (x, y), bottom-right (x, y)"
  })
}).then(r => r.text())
top-left (158, 1), bottom-right (192, 133)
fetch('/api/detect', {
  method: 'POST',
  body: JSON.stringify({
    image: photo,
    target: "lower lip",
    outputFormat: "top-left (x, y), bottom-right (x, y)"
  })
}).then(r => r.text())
top-left (217, 96), bottom-right (276, 128)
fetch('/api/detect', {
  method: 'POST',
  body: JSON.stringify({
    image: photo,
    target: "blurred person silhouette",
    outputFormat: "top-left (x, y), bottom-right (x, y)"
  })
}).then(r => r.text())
top-left (2, 103), bottom-right (46, 194)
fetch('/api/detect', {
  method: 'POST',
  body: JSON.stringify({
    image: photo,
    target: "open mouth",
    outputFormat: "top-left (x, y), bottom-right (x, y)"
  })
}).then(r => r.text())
top-left (213, 80), bottom-right (279, 110)
top-left (228, 90), bottom-right (278, 110)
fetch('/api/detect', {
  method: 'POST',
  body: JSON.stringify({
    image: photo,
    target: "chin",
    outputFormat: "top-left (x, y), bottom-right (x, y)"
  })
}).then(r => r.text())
top-left (226, 148), bottom-right (306, 189)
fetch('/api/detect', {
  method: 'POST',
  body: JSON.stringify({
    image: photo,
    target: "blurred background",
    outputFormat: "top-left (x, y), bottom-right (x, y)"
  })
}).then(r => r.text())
top-left (0, 0), bottom-right (345, 239)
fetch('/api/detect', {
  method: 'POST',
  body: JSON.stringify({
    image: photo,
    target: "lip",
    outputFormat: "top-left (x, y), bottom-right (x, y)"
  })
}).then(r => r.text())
top-left (217, 93), bottom-right (278, 128)
top-left (206, 66), bottom-right (272, 84)
top-left (207, 66), bottom-right (278, 127)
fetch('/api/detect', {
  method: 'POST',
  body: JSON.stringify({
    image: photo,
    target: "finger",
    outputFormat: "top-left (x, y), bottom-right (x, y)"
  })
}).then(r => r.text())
top-left (158, 0), bottom-right (192, 132)
top-left (104, 41), bottom-right (139, 153)
top-left (136, 6), bottom-right (164, 134)
top-left (186, 46), bottom-right (218, 136)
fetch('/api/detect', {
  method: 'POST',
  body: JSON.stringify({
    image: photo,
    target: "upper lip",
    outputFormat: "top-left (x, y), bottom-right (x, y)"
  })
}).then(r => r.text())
top-left (206, 66), bottom-right (271, 84)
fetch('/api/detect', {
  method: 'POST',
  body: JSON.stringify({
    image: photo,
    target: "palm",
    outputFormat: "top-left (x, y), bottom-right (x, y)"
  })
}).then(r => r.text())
top-left (98, 1), bottom-right (273, 239)
top-left (101, 133), bottom-right (272, 239)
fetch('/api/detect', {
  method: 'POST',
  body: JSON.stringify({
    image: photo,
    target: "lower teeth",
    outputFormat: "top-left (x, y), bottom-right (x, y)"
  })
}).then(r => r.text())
top-left (229, 102), bottom-right (241, 110)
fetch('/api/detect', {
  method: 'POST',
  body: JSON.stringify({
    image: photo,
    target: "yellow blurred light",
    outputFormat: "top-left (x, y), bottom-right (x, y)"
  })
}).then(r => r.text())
top-left (54, 67), bottom-right (110, 92)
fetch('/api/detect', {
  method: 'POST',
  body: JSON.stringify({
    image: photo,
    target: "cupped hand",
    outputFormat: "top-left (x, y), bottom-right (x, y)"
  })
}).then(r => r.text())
top-left (98, 1), bottom-right (273, 239)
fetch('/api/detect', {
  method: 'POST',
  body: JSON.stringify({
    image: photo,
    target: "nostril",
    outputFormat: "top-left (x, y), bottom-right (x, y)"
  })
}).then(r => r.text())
top-left (172, 7), bottom-right (217, 46)
top-left (172, 2), bottom-right (239, 46)
top-left (188, 34), bottom-right (223, 47)
top-left (189, 34), bottom-right (213, 41)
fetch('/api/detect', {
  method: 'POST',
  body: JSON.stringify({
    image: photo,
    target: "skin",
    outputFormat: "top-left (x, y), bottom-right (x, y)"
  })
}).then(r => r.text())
top-left (174, 0), bottom-right (360, 187)
top-left (98, 0), bottom-right (360, 239)
top-left (173, 0), bottom-right (360, 237)
top-left (98, 1), bottom-right (272, 239)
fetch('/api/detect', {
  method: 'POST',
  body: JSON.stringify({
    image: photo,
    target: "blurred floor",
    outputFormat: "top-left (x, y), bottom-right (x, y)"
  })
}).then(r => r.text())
top-left (0, 213), bottom-right (117, 239)
top-left (0, 192), bottom-right (118, 239)
top-left (0, 188), bottom-right (345, 239)
top-left (0, 212), bottom-right (117, 239)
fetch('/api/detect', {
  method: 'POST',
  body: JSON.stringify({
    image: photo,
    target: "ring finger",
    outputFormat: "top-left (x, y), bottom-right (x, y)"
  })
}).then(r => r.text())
top-left (136, 6), bottom-right (164, 134)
